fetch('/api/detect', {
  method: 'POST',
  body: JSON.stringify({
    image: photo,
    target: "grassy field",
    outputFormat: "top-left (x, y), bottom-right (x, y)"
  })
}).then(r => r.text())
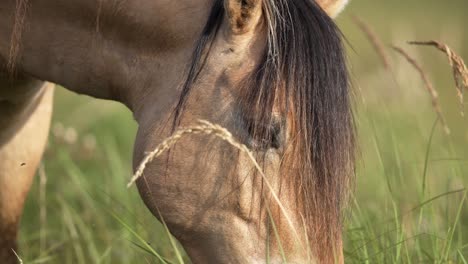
top-left (18, 1), bottom-right (468, 263)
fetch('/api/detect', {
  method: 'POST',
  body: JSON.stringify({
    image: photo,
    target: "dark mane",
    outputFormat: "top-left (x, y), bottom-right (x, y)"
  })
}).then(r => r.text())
top-left (175, 0), bottom-right (355, 262)
top-left (7, 0), bottom-right (30, 75)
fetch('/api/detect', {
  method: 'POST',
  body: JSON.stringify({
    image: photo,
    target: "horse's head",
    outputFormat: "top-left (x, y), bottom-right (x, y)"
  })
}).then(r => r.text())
top-left (131, 0), bottom-right (353, 263)
top-left (1, 0), bottom-right (352, 262)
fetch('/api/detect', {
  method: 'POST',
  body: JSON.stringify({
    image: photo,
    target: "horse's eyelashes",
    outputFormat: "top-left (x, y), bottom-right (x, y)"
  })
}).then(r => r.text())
top-left (268, 121), bottom-right (283, 149)
top-left (245, 118), bottom-right (284, 151)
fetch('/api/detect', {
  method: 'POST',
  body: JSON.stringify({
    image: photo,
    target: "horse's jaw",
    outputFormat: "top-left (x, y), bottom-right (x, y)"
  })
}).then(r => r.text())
top-left (181, 217), bottom-right (265, 264)
top-left (180, 218), bottom-right (308, 264)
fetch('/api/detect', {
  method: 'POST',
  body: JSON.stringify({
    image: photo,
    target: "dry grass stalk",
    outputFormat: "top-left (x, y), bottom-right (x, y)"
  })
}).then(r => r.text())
top-left (11, 249), bottom-right (23, 264)
top-left (128, 120), bottom-right (301, 242)
top-left (352, 15), bottom-right (392, 70)
top-left (127, 120), bottom-right (256, 188)
top-left (38, 163), bottom-right (47, 253)
top-left (392, 45), bottom-right (450, 135)
top-left (409, 41), bottom-right (468, 116)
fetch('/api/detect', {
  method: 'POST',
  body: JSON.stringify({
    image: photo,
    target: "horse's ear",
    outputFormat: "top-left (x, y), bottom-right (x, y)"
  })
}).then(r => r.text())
top-left (224, 0), bottom-right (263, 35)
top-left (317, 0), bottom-right (350, 18)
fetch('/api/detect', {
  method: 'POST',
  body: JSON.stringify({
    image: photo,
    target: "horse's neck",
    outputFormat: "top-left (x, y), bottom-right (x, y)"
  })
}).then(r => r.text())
top-left (1, 1), bottom-right (110, 98)
top-left (0, 0), bottom-right (207, 111)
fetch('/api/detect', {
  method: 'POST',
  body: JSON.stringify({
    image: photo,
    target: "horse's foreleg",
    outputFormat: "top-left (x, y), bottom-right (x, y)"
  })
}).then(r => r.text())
top-left (0, 81), bottom-right (53, 263)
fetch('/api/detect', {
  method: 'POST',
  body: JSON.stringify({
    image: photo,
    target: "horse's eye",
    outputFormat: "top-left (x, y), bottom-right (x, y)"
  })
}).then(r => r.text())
top-left (245, 118), bottom-right (284, 150)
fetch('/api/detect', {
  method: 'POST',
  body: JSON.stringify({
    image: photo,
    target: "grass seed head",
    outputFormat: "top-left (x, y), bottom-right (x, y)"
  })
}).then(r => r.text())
top-left (410, 41), bottom-right (468, 116)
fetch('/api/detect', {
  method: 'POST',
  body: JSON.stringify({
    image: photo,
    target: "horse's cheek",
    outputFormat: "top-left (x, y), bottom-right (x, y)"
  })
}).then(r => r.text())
top-left (133, 132), bottom-right (242, 233)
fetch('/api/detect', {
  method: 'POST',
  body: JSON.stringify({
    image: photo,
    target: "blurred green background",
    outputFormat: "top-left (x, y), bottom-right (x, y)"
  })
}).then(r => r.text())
top-left (19, 1), bottom-right (468, 263)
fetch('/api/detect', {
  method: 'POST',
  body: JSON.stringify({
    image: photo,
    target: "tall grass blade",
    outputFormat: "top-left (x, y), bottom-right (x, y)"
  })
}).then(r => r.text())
top-left (110, 212), bottom-right (168, 264)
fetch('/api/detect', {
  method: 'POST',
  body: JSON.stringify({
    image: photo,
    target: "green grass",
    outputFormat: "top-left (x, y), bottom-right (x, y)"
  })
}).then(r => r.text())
top-left (18, 1), bottom-right (468, 263)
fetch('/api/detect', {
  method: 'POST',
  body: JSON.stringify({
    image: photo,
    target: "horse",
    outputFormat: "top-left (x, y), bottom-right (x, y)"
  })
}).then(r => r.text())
top-left (0, 0), bottom-right (354, 263)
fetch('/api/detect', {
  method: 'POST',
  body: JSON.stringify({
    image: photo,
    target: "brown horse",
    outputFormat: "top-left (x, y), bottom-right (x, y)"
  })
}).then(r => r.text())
top-left (0, 0), bottom-right (354, 263)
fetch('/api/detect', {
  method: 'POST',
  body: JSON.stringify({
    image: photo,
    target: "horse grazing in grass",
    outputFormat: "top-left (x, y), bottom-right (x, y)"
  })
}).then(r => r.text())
top-left (0, 0), bottom-right (354, 263)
